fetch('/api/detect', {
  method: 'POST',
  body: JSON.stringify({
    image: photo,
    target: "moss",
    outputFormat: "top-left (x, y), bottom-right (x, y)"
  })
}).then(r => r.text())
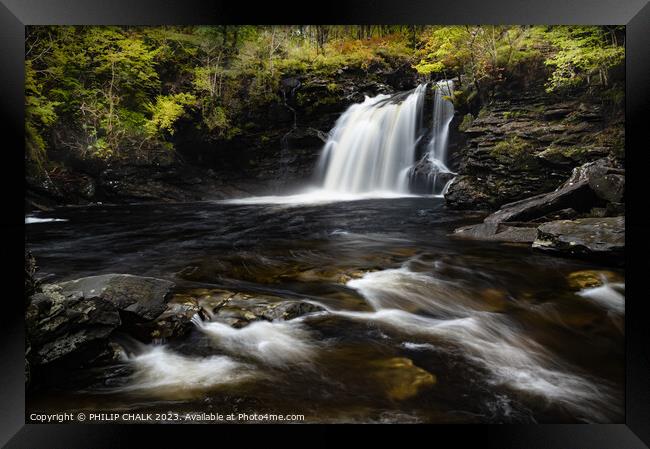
top-left (326, 82), bottom-right (339, 92)
top-left (490, 136), bottom-right (537, 169)
top-left (537, 145), bottom-right (590, 162)
top-left (503, 110), bottom-right (525, 120)
top-left (458, 113), bottom-right (474, 132)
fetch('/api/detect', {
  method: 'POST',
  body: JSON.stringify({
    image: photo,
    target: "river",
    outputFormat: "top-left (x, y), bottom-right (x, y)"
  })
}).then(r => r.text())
top-left (26, 195), bottom-right (624, 423)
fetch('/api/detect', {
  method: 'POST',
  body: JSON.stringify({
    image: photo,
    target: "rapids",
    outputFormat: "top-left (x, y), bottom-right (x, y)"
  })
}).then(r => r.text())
top-left (26, 198), bottom-right (624, 423)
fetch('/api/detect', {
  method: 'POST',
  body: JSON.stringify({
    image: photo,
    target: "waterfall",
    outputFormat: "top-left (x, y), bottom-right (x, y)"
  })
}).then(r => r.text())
top-left (429, 80), bottom-right (454, 170)
top-left (419, 79), bottom-right (456, 196)
top-left (316, 84), bottom-right (427, 194)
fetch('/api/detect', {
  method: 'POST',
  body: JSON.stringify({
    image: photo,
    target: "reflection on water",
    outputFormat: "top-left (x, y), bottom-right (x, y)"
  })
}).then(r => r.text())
top-left (26, 197), bottom-right (624, 423)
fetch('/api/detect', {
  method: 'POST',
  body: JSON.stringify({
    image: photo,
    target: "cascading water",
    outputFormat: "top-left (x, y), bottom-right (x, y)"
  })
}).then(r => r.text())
top-left (407, 80), bottom-right (457, 196)
top-left (429, 80), bottom-right (455, 171)
top-left (315, 81), bottom-right (456, 198)
top-left (316, 84), bottom-right (427, 194)
top-left (427, 80), bottom-right (456, 195)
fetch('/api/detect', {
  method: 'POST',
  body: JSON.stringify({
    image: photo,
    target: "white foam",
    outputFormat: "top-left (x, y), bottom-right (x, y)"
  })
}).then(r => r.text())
top-left (346, 266), bottom-right (478, 318)
top-left (220, 188), bottom-right (419, 206)
top-left (577, 282), bottom-right (625, 314)
top-left (193, 316), bottom-right (316, 367)
top-left (121, 345), bottom-right (254, 394)
top-left (25, 216), bottom-right (68, 224)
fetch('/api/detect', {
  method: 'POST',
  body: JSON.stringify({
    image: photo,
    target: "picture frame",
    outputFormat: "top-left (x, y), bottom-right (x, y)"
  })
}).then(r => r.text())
top-left (3, 0), bottom-right (649, 446)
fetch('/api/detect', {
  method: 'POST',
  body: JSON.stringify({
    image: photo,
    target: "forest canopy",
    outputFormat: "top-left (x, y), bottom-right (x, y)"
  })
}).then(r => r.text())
top-left (25, 25), bottom-right (624, 172)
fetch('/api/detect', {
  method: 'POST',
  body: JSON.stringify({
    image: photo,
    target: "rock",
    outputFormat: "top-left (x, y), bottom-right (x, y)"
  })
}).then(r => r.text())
top-left (173, 287), bottom-right (325, 329)
top-left (25, 283), bottom-right (122, 366)
top-left (533, 216), bottom-right (624, 261)
top-left (370, 357), bottom-right (436, 400)
top-left (452, 158), bottom-right (623, 244)
top-left (445, 93), bottom-right (623, 210)
top-left (453, 222), bottom-right (538, 243)
top-left (258, 301), bottom-right (325, 321)
top-left (25, 250), bottom-right (37, 304)
top-left (26, 273), bottom-right (177, 380)
top-left (444, 175), bottom-right (493, 210)
top-left (407, 155), bottom-right (455, 194)
top-left (57, 274), bottom-right (174, 321)
top-left (567, 270), bottom-right (623, 289)
top-left (150, 299), bottom-right (201, 340)
top-left (563, 158), bottom-right (625, 203)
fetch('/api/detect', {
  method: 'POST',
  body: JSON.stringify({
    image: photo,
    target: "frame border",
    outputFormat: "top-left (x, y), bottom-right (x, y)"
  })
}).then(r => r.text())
top-left (3, 1), bottom-right (649, 447)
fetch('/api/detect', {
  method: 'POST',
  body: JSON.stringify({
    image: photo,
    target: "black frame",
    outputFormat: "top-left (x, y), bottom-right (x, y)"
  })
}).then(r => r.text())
top-left (3, 0), bottom-right (649, 447)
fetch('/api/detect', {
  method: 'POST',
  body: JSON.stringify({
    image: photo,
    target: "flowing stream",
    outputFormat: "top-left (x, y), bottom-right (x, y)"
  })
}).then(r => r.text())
top-left (27, 198), bottom-right (624, 423)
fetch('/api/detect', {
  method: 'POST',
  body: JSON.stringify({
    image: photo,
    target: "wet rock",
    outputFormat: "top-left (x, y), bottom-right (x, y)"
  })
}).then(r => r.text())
top-left (407, 155), bottom-right (455, 194)
top-left (563, 158), bottom-right (625, 204)
top-left (533, 216), bottom-right (624, 261)
top-left (57, 274), bottom-right (174, 321)
top-left (25, 274), bottom-right (176, 370)
top-left (452, 158), bottom-right (623, 244)
top-left (444, 175), bottom-right (493, 210)
top-left (453, 222), bottom-right (538, 243)
top-left (445, 94), bottom-right (623, 210)
top-left (567, 270), bottom-right (624, 290)
top-left (150, 295), bottom-right (201, 339)
top-left (25, 283), bottom-right (122, 366)
top-left (175, 287), bottom-right (325, 329)
top-left (370, 357), bottom-right (436, 400)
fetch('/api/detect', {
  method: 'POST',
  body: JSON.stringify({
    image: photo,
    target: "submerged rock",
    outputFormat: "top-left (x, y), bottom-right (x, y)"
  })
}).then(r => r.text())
top-left (174, 287), bottom-right (325, 329)
top-left (533, 216), bottom-right (624, 261)
top-left (567, 270), bottom-right (623, 289)
top-left (370, 357), bottom-right (436, 400)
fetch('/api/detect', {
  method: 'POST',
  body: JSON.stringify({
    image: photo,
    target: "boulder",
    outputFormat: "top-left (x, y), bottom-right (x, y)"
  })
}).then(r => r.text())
top-left (452, 158), bottom-right (624, 244)
top-left (532, 216), bottom-right (624, 261)
top-left (25, 283), bottom-right (121, 366)
top-left (57, 274), bottom-right (174, 321)
top-left (563, 158), bottom-right (625, 204)
top-left (26, 274), bottom-right (175, 368)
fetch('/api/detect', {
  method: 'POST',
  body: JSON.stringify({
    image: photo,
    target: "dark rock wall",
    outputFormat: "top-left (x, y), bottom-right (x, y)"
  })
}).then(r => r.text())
top-left (444, 91), bottom-right (624, 210)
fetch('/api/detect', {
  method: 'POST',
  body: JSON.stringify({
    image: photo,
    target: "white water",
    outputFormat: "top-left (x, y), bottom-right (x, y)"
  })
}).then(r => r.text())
top-left (221, 188), bottom-right (416, 206)
top-left (578, 281), bottom-right (625, 314)
top-left (25, 216), bottom-right (68, 224)
top-left (427, 80), bottom-right (456, 195)
top-left (340, 264), bottom-right (621, 422)
top-left (428, 80), bottom-right (455, 170)
top-left (192, 315), bottom-right (316, 367)
top-left (119, 345), bottom-right (255, 396)
top-left (316, 84), bottom-right (427, 194)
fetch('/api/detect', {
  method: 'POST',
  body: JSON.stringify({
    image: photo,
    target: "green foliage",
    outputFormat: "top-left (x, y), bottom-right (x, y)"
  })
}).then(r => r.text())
top-left (458, 113), bottom-right (474, 132)
top-left (544, 26), bottom-right (624, 92)
top-left (145, 93), bottom-right (196, 136)
top-left (24, 25), bottom-right (624, 172)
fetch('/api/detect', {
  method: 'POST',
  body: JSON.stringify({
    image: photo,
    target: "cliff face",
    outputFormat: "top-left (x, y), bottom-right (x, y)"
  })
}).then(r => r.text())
top-left (444, 90), bottom-right (624, 210)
